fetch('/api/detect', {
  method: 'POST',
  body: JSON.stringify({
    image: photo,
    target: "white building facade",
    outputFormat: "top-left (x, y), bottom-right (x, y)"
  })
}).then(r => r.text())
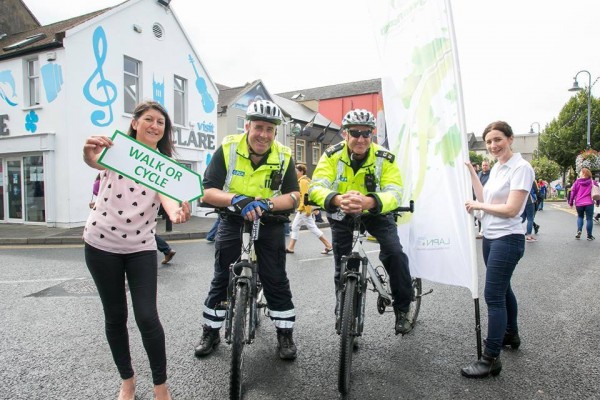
top-left (0, 0), bottom-right (217, 227)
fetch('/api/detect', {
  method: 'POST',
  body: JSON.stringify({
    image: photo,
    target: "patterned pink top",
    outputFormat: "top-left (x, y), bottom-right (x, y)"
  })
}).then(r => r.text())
top-left (84, 170), bottom-right (160, 253)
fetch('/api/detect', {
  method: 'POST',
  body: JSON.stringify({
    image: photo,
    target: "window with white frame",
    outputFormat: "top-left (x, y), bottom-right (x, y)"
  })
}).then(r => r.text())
top-left (124, 56), bottom-right (141, 114)
top-left (312, 142), bottom-right (322, 165)
top-left (236, 116), bottom-right (245, 133)
top-left (26, 58), bottom-right (40, 106)
top-left (295, 139), bottom-right (306, 164)
top-left (173, 75), bottom-right (187, 126)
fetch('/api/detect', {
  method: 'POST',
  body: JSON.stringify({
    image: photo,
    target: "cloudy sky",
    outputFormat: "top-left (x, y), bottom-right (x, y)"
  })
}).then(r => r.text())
top-left (23, 0), bottom-right (600, 136)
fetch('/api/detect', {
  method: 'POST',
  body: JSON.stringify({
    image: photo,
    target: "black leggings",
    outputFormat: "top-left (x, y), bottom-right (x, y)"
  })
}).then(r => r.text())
top-left (84, 243), bottom-right (166, 385)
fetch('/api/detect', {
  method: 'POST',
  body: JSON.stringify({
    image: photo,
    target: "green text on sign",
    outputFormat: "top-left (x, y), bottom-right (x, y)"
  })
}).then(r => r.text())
top-left (97, 130), bottom-right (203, 202)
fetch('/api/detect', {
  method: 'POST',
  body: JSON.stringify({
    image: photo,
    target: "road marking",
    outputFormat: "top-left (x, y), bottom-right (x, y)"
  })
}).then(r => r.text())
top-left (0, 277), bottom-right (82, 284)
top-left (298, 249), bottom-right (379, 263)
top-left (550, 203), bottom-right (577, 216)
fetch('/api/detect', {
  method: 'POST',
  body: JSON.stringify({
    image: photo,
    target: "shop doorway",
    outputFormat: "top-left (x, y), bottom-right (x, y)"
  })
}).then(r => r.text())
top-left (1, 155), bottom-right (45, 223)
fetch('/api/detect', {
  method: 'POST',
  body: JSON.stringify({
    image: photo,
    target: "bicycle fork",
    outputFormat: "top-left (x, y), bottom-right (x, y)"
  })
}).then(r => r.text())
top-left (336, 252), bottom-right (368, 336)
top-left (225, 220), bottom-right (261, 344)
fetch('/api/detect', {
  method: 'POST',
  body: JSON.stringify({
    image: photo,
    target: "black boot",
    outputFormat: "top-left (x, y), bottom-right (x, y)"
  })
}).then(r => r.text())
top-left (394, 308), bottom-right (412, 335)
top-left (503, 331), bottom-right (521, 349)
top-left (194, 325), bottom-right (220, 357)
top-left (461, 353), bottom-right (502, 378)
top-left (276, 328), bottom-right (297, 360)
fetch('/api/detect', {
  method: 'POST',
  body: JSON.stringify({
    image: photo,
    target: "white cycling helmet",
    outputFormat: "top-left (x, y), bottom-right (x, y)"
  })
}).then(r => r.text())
top-left (342, 109), bottom-right (376, 129)
top-left (246, 100), bottom-right (283, 126)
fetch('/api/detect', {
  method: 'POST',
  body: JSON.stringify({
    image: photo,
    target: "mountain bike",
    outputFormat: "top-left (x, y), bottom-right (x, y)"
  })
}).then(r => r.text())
top-left (208, 207), bottom-right (288, 400)
top-left (335, 201), bottom-right (432, 395)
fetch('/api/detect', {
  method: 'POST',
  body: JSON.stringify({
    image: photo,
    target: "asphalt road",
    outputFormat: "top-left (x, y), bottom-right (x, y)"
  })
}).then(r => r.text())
top-left (1, 203), bottom-right (599, 400)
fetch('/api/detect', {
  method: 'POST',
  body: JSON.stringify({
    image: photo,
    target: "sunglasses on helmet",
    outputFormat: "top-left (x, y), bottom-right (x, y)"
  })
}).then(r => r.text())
top-left (347, 129), bottom-right (373, 139)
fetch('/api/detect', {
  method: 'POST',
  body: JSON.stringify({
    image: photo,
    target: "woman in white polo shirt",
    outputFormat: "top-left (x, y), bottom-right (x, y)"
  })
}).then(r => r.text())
top-left (462, 121), bottom-right (535, 378)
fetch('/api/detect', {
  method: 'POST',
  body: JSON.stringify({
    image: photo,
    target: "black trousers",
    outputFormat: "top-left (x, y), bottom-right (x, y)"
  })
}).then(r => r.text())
top-left (330, 213), bottom-right (412, 312)
top-left (84, 243), bottom-right (167, 385)
top-left (203, 217), bottom-right (294, 327)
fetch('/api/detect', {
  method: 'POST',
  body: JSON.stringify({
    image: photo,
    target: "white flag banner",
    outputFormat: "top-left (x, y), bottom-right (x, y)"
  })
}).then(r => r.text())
top-left (368, 0), bottom-right (479, 296)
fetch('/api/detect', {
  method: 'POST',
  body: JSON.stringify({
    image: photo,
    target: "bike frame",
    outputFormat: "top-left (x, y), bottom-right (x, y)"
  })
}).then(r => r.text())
top-left (336, 219), bottom-right (393, 337)
top-left (225, 219), bottom-right (261, 344)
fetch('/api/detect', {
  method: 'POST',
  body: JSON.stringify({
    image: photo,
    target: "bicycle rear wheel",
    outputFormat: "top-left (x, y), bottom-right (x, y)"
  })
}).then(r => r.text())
top-left (230, 283), bottom-right (249, 400)
top-left (406, 278), bottom-right (422, 328)
top-left (338, 278), bottom-right (358, 395)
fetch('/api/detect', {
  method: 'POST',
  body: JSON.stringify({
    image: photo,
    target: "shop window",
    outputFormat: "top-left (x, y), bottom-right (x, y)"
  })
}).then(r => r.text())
top-left (24, 155), bottom-right (44, 222)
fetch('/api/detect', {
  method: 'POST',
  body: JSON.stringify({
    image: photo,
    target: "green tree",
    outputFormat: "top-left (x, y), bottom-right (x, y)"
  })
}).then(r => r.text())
top-left (538, 90), bottom-right (600, 183)
top-left (469, 151), bottom-right (483, 166)
top-left (531, 156), bottom-right (561, 183)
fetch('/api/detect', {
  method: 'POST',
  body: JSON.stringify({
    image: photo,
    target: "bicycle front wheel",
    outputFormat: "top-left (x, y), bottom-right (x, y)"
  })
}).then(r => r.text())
top-left (406, 278), bottom-right (422, 328)
top-left (230, 283), bottom-right (249, 400)
top-left (338, 277), bottom-right (358, 395)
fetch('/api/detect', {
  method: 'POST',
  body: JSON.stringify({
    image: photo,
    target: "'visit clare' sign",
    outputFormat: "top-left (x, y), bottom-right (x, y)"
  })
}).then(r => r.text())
top-left (98, 130), bottom-right (203, 202)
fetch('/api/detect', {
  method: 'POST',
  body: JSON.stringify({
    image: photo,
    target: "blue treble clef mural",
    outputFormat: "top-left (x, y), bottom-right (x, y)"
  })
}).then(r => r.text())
top-left (83, 26), bottom-right (117, 127)
top-left (188, 54), bottom-right (215, 113)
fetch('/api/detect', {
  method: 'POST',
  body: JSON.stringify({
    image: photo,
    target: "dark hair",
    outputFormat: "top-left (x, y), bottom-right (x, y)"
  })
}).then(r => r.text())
top-left (127, 101), bottom-right (175, 157)
top-left (482, 121), bottom-right (514, 141)
top-left (295, 164), bottom-right (307, 175)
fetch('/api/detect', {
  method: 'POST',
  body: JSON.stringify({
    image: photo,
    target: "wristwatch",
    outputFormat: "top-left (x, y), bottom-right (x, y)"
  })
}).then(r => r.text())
top-left (266, 198), bottom-right (275, 211)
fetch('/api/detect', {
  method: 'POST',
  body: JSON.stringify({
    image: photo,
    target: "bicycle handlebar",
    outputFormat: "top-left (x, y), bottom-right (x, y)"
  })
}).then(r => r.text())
top-left (200, 202), bottom-right (292, 222)
top-left (304, 198), bottom-right (415, 215)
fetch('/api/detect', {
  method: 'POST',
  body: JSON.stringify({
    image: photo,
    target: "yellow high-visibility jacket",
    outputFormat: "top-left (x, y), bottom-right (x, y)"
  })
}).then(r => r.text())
top-left (309, 141), bottom-right (403, 214)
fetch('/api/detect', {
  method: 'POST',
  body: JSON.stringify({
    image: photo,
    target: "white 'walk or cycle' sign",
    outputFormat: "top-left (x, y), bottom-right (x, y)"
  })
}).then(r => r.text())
top-left (98, 130), bottom-right (203, 202)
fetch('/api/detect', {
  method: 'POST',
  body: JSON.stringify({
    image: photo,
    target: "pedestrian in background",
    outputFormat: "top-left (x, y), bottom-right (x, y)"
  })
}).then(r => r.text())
top-left (463, 121), bottom-right (534, 378)
top-left (569, 167), bottom-right (600, 240)
top-left (285, 164), bottom-right (333, 254)
top-left (476, 160), bottom-right (491, 238)
top-left (521, 181), bottom-right (539, 242)
top-left (537, 179), bottom-right (547, 211)
top-left (157, 204), bottom-right (176, 264)
top-left (83, 101), bottom-right (190, 400)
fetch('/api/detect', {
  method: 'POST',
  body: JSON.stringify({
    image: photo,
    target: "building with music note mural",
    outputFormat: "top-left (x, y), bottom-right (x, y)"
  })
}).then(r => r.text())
top-left (0, 0), bottom-right (218, 226)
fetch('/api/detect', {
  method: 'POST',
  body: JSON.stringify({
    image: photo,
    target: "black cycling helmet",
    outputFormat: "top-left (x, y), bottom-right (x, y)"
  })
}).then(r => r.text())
top-left (341, 109), bottom-right (376, 129)
top-left (246, 100), bottom-right (283, 126)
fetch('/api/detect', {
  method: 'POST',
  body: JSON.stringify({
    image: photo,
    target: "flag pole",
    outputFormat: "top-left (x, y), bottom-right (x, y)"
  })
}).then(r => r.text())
top-left (474, 298), bottom-right (482, 359)
top-left (446, 0), bottom-right (482, 360)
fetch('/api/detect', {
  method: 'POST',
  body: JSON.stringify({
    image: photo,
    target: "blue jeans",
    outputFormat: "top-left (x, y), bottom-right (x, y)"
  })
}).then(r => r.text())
top-left (155, 235), bottom-right (171, 254)
top-left (575, 204), bottom-right (594, 236)
top-left (520, 202), bottom-right (535, 235)
top-left (206, 218), bottom-right (221, 241)
top-left (482, 234), bottom-right (525, 356)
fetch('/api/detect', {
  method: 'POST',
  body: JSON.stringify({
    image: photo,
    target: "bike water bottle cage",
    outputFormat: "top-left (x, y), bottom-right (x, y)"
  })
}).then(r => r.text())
top-left (364, 173), bottom-right (376, 192)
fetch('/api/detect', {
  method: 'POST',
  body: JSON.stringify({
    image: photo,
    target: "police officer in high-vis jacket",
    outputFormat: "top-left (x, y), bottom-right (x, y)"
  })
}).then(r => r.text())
top-left (309, 109), bottom-right (413, 335)
top-left (194, 100), bottom-right (300, 360)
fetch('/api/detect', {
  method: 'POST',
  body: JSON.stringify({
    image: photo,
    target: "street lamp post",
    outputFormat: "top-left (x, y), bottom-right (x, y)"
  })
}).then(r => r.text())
top-left (528, 122), bottom-right (540, 134)
top-left (568, 70), bottom-right (592, 149)
top-left (529, 122), bottom-right (541, 157)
